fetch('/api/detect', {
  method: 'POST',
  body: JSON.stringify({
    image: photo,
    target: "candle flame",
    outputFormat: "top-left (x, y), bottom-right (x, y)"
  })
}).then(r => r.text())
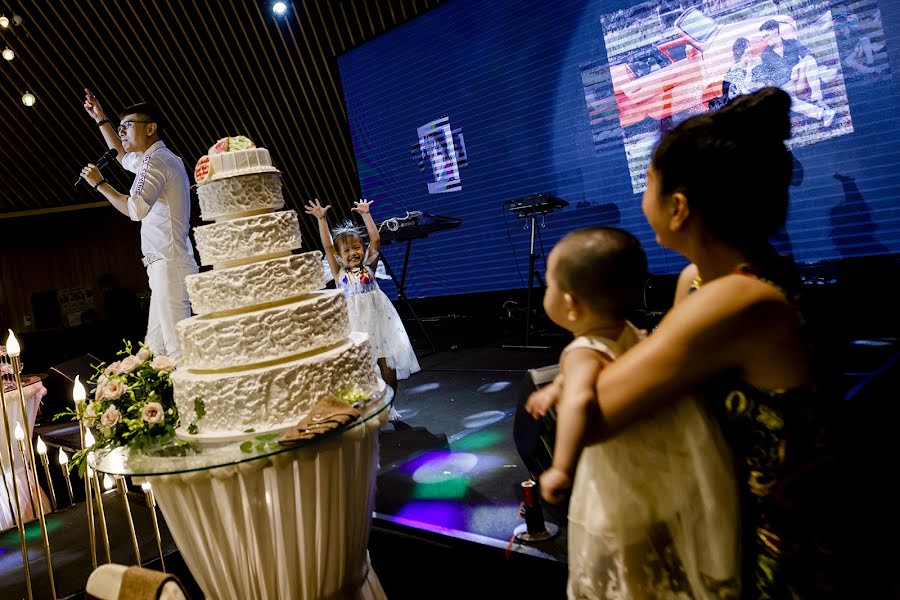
top-left (103, 474), bottom-right (114, 490)
top-left (85, 429), bottom-right (96, 447)
top-left (141, 481), bottom-right (152, 492)
top-left (5, 330), bottom-right (20, 357)
top-left (73, 375), bottom-right (86, 404)
top-left (58, 448), bottom-right (69, 465)
top-left (87, 465), bottom-right (93, 478)
top-left (14, 421), bottom-right (24, 441)
top-left (36, 436), bottom-right (47, 455)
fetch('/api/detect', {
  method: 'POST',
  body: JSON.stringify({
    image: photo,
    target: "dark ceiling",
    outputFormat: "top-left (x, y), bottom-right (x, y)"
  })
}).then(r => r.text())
top-left (0, 0), bottom-right (441, 236)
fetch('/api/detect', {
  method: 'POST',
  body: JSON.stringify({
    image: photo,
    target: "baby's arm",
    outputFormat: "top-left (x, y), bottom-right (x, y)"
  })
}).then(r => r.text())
top-left (540, 347), bottom-right (606, 504)
top-left (525, 372), bottom-right (563, 418)
top-left (351, 199), bottom-right (380, 265)
top-left (304, 199), bottom-right (340, 280)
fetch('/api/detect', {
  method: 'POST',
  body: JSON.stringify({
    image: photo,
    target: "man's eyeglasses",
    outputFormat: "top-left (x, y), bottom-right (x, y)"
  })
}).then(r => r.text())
top-left (117, 120), bottom-right (153, 134)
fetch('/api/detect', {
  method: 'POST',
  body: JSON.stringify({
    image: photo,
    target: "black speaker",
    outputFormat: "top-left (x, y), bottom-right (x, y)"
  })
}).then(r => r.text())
top-left (513, 363), bottom-right (559, 479)
top-left (39, 353), bottom-right (102, 424)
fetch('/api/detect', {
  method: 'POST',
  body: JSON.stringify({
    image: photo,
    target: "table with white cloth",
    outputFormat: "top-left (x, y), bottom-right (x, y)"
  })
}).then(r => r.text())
top-left (0, 376), bottom-right (50, 530)
top-left (90, 393), bottom-right (392, 600)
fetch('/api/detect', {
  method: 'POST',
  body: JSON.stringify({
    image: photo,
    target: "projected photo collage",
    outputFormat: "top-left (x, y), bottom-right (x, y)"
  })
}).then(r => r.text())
top-left (583, 0), bottom-right (890, 193)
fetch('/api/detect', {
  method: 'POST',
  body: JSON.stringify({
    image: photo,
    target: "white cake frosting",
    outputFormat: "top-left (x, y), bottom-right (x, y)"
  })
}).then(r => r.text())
top-left (193, 210), bottom-right (301, 267)
top-left (197, 172), bottom-right (284, 221)
top-left (173, 333), bottom-right (376, 434)
top-left (186, 252), bottom-right (324, 316)
top-left (177, 139), bottom-right (381, 440)
top-left (209, 148), bottom-right (279, 180)
top-left (177, 291), bottom-right (350, 371)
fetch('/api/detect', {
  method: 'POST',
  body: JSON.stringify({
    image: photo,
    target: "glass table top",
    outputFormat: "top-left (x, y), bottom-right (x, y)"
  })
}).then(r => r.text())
top-left (89, 392), bottom-right (392, 477)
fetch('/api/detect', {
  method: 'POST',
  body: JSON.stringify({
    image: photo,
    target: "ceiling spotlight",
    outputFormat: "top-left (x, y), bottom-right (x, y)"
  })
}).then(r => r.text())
top-left (22, 91), bottom-right (35, 107)
top-left (273, 2), bottom-right (288, 16)
top-left (0, 15), bottom-right (9, 28)
top-left (2, 47), bottom-right (13, 61)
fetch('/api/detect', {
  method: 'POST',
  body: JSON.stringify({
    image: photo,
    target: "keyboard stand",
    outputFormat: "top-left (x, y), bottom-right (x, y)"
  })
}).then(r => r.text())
top-left (502, 212), bottom-right (551, 351)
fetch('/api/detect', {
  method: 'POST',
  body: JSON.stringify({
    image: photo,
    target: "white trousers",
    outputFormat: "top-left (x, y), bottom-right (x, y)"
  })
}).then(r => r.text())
top-left (145, 259), bottom-right (197, 363)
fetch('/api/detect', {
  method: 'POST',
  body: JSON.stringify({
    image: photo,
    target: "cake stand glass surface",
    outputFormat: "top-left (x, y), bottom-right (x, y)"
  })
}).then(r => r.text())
top-left (89, 388), bottom-right (392, 477)
top-left (88, 388), bottom-right (393, 600)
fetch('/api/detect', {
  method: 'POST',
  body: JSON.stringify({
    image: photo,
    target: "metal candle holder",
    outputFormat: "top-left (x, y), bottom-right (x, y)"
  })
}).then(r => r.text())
top-left (141, 480), bottom-right (166, 571)
top-left (35, 437), bottom-right (57, 511)
top-left (0, 366), bottom-right (32, 599)
top-left (115, 476), bottom-right (142, 565)
top-left (8, 330), bottom-right (57, 599)
top-left (73, 376), bottom-right (98, 571)
top-left (58, 449), bottom-right (74, 505)
top-left (88, 460), bottom-right (112, 564)
top-left (14, 423), bottom-right (39, 516)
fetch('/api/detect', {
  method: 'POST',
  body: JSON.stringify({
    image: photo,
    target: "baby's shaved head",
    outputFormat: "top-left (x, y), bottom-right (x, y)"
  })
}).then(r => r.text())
top-left (553, 227), bottom-right (647, 317)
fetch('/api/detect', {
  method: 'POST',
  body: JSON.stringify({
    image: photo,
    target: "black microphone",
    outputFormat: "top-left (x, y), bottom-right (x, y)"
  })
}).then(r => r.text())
top-left (74, 148), bottom-right (119, 188)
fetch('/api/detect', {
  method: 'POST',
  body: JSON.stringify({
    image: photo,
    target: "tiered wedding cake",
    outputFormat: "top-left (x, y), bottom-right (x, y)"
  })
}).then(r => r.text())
top-left (172, 137), bottom-right (379, 438)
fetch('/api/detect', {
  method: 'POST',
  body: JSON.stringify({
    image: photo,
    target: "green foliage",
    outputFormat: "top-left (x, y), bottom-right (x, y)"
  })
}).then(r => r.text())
top-left (239, 433), bottom-right (282, 453)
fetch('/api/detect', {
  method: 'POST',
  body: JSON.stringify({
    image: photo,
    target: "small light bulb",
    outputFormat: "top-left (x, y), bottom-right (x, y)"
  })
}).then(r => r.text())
top-left (0, 16), bottom-right (9, 28)
top-left (58, 448), bottom-right (69, 465)
top-left (6, 330), bottom-right (20, 356)
top-left (36, 436), bottom-right (47, 455)
top-left (273, 2), bottom-right (287, 16)
top-left (14, 422), bottom-right (24, 441)
top-left (22, 91), bottom-right (35, 107)
top-left (73, 375), bottom-right (86, 403)
top-left (2, 47), bottom-right (13, 61)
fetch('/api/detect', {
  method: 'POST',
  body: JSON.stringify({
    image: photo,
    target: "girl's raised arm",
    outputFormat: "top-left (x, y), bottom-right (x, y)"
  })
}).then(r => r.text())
top-left (304, 199), bottom-right (341, 280)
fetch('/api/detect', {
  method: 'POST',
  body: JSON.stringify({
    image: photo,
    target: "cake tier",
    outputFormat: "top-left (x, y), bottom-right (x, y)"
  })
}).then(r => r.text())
top-left (186, 252), bottom-right (324, 316)
top-left (197, 172), bottom-right (284, 221)
top-left (193, 210), bottom-right (301, 267)
top-left (173, 332), bottom-right (377, 435)
top-left (177, 290), bottom-right (349, 371)
top-left (209, 148), bottom-right (278, 180)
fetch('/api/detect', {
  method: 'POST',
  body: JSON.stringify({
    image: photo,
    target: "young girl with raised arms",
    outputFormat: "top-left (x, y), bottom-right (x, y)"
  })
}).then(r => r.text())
top-left (305, 199), bottom-right (420, 399)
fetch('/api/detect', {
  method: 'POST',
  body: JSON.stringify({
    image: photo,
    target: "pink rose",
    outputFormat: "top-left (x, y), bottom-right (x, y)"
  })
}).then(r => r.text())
top-left (136, 347), bottom-right (152, 362)
top-left (104, 361), bottom-right (121, 377)
top-left (150, 356), bottom-right (176, 372)
top-left (83, 404), bottom-right (97, 428)
top-left (101, 404), bottom-right (122, 428)
top-left (119, 355), bottom-right (141, 374)
top-left (141, 402), bottom-right (165, 425)
top-left (101, 379), bottom-right (128, 401)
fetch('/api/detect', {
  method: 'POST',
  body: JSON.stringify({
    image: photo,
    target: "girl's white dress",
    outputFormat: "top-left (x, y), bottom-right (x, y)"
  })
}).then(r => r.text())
top-left (565, 323), bottom-right (740, 599)
top-left (336, 263), bottom-right (420, 380)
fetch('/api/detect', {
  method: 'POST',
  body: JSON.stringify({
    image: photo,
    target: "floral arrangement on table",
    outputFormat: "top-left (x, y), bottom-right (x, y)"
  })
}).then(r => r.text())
top-left (58, 340), bottom-right (180, 474)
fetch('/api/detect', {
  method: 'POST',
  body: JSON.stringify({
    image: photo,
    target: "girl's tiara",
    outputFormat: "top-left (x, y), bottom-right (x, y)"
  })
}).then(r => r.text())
top-left (331, 220), bottom-right (362, 241)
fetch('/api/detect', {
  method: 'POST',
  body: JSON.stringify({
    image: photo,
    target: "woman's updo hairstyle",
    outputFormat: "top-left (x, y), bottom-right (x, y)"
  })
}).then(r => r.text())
top-left (651, 87), bottom-right (793, 251)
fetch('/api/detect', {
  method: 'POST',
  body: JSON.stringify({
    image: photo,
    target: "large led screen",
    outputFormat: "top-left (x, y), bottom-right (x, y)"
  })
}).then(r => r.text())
top-left (338, 0), bottom-right (899, 299)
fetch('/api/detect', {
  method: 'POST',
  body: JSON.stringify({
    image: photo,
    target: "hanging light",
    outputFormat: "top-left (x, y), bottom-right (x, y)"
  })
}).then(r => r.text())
top-left (272, 2), bottom-right (287, 16)
top-left (0, 15), bottom-right (9, 28)
top-left (2, 47), bottom-right (13, 61)
top-left (22, 91), bottom-right (35, 107)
